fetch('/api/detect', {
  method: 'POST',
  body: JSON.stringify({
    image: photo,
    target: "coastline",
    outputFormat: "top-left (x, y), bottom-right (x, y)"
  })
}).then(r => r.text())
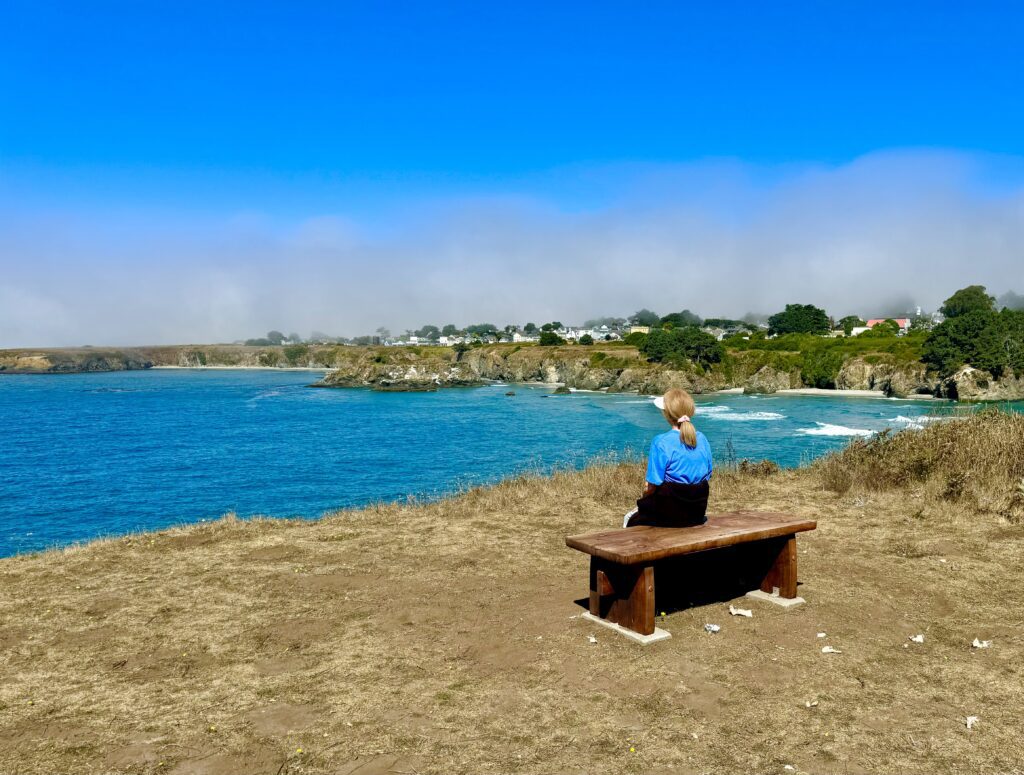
top-left (151, 365), bottom-right (329, 372)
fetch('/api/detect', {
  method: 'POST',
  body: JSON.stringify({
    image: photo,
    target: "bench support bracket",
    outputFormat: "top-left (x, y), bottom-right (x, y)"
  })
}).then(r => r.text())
top-left (758, 534), bottom-right (799, 598)
top-left (589, 557), bottom-right (656, 636)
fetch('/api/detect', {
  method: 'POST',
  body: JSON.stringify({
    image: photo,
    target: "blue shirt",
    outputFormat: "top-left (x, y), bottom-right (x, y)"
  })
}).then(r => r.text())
top-left (645, 430), bottom-right (713, 486)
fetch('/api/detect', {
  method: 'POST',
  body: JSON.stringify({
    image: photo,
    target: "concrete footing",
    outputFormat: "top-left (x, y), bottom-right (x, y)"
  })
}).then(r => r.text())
top-left (580, 611), bottom-right (672, 645)
top-left (745, 588), bottom-right (806, 608)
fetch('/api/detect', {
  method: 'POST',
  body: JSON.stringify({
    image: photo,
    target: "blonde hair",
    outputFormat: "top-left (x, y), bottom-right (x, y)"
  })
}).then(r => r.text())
top-left (661, 388), bottom-right (697, 448)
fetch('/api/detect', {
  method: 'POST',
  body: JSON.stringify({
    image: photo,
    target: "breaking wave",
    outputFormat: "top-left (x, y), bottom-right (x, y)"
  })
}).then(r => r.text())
top-left (797, 422), bottom-right (873, 437)
top-left (711, 411), bottom-right (786, 422)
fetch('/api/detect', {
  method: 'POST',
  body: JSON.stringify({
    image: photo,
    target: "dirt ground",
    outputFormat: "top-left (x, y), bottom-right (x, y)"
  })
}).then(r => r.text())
top-left (1, 452), bottom-right (1022, 774)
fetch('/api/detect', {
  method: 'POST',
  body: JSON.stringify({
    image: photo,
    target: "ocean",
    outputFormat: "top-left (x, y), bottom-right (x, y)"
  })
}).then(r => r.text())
top-left (0, 369), bottom-right (1002, 557)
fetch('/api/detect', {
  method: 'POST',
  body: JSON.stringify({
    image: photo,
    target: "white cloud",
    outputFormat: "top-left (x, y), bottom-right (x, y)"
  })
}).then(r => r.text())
top-left (1, 149), bottom-right (1022, 346)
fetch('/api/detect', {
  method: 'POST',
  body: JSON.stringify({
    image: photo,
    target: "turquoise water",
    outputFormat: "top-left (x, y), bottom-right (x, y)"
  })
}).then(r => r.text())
top-left (0, 369), bottom-right (996, 557)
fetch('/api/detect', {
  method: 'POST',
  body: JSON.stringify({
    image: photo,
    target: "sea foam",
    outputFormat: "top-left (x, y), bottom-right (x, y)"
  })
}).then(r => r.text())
top-left (712, 411), bottom-right (786, 422)
top-left (797, 422), bottom-right (873, 437)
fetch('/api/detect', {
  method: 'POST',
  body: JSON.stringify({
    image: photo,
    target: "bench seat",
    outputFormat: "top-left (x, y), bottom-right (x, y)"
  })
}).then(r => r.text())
top-left (566, 511), bottom-right (817, 641)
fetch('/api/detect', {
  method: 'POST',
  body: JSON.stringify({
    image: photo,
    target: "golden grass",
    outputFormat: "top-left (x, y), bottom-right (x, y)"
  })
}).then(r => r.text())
top-left (2, 414), bottom-right (1023, 774)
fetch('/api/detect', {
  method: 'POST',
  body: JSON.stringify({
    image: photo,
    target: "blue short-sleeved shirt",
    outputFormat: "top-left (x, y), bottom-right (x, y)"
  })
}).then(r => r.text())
top-left (646, 429), bottom-right (713, 486)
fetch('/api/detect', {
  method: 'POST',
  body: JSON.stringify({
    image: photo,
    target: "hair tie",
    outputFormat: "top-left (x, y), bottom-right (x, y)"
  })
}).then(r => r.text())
top-left (677, 415), bottom-right (691, 425)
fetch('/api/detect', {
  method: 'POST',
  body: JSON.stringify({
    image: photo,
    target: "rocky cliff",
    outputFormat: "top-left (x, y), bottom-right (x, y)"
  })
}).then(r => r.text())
top-left (935, 366), bottom-right (1024, 401)
top-left (7, 343), bottom-right (1023, 401)
top-left (835, 356), bottom-right (934, 398)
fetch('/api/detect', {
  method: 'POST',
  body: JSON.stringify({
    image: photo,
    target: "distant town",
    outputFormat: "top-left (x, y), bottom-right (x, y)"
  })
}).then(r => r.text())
top-left (242, 303), bottom-right (971, 349)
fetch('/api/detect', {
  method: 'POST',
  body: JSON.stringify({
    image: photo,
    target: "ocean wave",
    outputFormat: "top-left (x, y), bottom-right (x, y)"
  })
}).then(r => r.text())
top-left (711, 411), bottom-right (785, 422)
top-left (886, 414), bottom-right (942, 425)
top-left (695, 405), bottom-right (732, 414)
top-left (797, 422), bottom-right (873, 437)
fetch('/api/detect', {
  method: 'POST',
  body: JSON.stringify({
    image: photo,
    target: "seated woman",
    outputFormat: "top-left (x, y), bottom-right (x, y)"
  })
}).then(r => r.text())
top-left (623, 388), bottom-right (713, 528)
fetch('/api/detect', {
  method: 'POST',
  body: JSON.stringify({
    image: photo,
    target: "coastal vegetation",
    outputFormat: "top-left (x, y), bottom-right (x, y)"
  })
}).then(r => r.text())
top-left (3, 284), bottom-right (1023, 401)
top-left (2, 411), bottom-right (1021, 773)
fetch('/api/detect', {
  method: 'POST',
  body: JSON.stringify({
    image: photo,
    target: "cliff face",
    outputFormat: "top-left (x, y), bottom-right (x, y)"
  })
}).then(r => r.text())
top-left (0, 350), bottom-right (154, 374)
top-left (936, 366), bottom-right (1024, 401)
top-left (835, 356), bottom-right (934, 398)
top-left (7, 343), bottom-right (1021, 401)
top-left (314, 346), bottom-right (750, 394)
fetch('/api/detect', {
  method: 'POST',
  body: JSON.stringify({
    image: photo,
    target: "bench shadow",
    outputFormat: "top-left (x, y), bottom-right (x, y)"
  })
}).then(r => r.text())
top-left (572, 543), bottom-right (789, 615)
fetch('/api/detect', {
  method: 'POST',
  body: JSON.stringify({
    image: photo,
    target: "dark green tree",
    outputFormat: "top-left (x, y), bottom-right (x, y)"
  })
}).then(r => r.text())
top-left (659, 310), bottom-right (702, 328)
top-left (838, 315), bottom-right (865, 335)
top-left (923, 309), bottom-right (1004, 376)
top-left (579, 334), bottom-right (594, 345)
top-left (465, 323), bottom-right (498, 336)
top-left (539, 331), bottom-right (564, 346)
top-left (415, 325), bottom-right (440, 340)
top-left (640, 328), bottom-right (724, 368)
top-left (441, 324), bottom-right (459, 336)
top-left (629, 309), bottom-right (661, 327)
top-left (940, 285), bottom-right (996, 318)
top-left (266, 330), bottom-right (286, 345)
top-left (523, 322), bottom-right (538, 334)
top-left (767, 304), bottom-right (830, 336)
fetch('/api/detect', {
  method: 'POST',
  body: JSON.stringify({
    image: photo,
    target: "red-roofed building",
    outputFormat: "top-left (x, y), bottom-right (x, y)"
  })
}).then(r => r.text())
top-left (866, 318), bottom-right (911, 332)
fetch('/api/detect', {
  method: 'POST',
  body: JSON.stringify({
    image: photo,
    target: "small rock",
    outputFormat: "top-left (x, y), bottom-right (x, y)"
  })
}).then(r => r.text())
top-left (704, 623), bottom-right (721, 634)
top-left (587, 635), bottom-right (597, 644)
top-left (816, 632), bottom-right (827, 638)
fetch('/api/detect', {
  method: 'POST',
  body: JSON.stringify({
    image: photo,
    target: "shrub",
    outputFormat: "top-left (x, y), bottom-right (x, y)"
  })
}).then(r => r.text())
top-left (539, 331), bottom-right (564, 346)
top-left (640, 327), bottom-right (724, 368)
top-left (800, 349), bottom-right (844, 388)
top-left (283, 344), bottom-right (309, 365)
top-left (579, 334), bottom-right (594, 345)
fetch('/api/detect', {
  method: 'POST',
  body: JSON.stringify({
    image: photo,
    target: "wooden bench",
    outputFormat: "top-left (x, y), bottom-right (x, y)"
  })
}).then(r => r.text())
top-left (565, 511), bottom-right (817, 643)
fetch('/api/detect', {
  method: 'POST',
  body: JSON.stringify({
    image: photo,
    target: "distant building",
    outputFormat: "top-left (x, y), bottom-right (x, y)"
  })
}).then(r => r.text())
top-left (865, 318), bottom-right (912, 335)
top-left (628, 325), bottom-right (650, 335)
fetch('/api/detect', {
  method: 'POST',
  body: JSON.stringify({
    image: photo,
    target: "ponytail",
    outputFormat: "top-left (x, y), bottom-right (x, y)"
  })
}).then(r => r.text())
top-left (678, 418), bottom-right (697, 449)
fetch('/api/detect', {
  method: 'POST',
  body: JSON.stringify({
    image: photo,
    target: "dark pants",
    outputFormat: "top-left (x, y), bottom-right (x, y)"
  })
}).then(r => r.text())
top-left (626, 480), bottom-right (709, 528)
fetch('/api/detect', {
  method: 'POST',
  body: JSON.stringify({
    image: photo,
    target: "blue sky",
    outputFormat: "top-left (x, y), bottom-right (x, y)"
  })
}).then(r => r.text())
top-left (2, 2), bottom-right (1023, 345)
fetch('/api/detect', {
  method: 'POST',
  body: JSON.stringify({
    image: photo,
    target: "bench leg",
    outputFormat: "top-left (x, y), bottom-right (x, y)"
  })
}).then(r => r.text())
top-left (759, 535), bottom-right (798, 598)
top-left (589, 557), bottom-right (655, 635)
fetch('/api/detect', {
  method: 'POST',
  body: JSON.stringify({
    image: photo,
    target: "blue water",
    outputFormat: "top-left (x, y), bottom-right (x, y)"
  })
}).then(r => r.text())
top-left (0, 369), bottom-right (1002, 557)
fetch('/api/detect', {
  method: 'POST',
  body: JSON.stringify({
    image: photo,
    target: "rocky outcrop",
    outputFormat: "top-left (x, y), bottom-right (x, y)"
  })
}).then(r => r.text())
top-left (0, 350), bottom-right (153, 373)
top-left (937, 367), bottom-right (1024, 401)
top-left (835, 357), bottom-right (933, 398)
top-left (743, 366), bottom-right (796, 394)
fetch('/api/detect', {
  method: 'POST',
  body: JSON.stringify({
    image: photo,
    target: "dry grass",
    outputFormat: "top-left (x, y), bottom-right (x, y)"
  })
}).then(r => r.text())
top-left (2, 414), bottom-right (1023, 774)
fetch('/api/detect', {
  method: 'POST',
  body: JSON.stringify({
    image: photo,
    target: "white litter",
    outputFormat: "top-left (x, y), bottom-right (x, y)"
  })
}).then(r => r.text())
top-left (821, 645), bottom-right (842, 654)
top-left (587, 635), bottom-right (597, 644)
top-left (728, 605), bottom-right (753, 618)
top-left (966, 715), bottom-right (979, 730)
top-left (972, 638), bottom-right (992, 649)
top-left (805, 700), bottom-right (819, 708)
top-left (783, 766), bottom-right (796, 772)
top-left (909, 634), bottom-right (925, 643)
top-left (704, 623), bottom-right (721, 634)
top-left (816, 632), bottom-right (827, 638)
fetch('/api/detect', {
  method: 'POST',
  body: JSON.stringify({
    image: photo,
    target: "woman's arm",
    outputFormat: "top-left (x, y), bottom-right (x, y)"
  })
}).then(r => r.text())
top-left (643, 482), bottom-right (658, 497)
